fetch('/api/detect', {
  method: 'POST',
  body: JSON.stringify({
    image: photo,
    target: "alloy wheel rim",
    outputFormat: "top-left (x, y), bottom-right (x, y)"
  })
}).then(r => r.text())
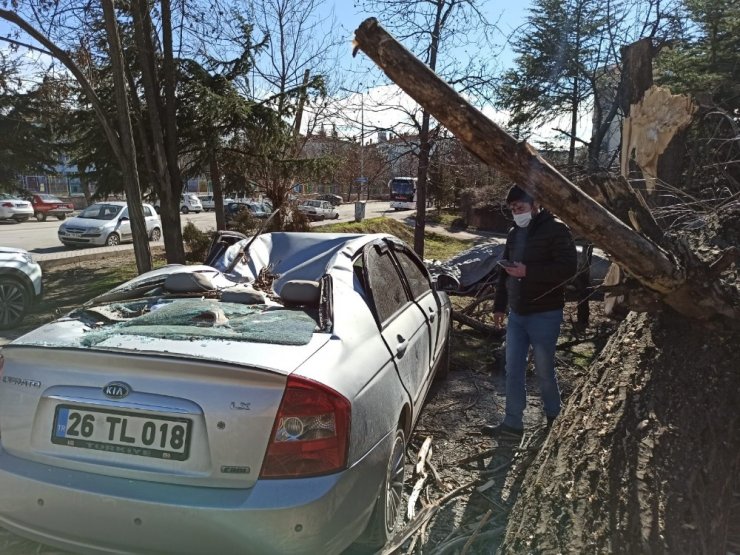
top-left (0, 283), bottom-right (25, 326)
top-left (385, 434), bottom-right (406, 532)
top-left (108, 234), bottom-right (120, 246)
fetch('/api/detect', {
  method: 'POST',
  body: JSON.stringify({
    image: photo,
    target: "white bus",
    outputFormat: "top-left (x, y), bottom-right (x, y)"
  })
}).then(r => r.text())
top-left (389, 177), bottom-right (418, 210)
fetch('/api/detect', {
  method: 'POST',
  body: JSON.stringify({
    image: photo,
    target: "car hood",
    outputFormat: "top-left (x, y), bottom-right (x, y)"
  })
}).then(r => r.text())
top-left (62, 217), bottom-right (115, 228)
top-left (0, 246), bottom-right (31, 256)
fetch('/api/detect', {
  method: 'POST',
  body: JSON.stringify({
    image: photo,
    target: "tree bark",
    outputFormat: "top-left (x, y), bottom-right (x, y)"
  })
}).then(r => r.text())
top-left (501, 311), bottom-right (740, 553)
top-left (352, 18), bottom-right (739, 328)
top-left (101, 0), bottom-right (151, 274)
top-left (210, 155), bottom-right (226, 231)
top-left (160, 0), bottom-right (186, 256)
top-left (132, 0), bottom-right (184, 264)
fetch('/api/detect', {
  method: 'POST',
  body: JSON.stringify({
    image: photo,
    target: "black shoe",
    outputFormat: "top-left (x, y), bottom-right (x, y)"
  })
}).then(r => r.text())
top-left (481, 423), bottom-right (524, 438)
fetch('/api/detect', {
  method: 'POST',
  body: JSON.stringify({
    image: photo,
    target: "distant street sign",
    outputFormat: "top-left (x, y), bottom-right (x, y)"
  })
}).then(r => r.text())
top-left (355, 177), bottom-right (368, 183)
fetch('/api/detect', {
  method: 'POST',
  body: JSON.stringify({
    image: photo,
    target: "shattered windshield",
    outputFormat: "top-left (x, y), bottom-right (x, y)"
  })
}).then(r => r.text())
top-left (78, 299), bottom-right (318, 346)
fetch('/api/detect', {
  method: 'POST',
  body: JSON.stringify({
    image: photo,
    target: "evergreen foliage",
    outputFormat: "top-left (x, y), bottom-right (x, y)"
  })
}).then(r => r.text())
top-left (656, 0), bottom-right (740, 114)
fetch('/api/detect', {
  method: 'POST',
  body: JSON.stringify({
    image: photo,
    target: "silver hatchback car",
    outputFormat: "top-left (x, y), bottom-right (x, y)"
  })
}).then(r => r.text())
top-left (58, 201), bottom-right (162, 247)
top-left (0, 232), bottom-right (453, 554)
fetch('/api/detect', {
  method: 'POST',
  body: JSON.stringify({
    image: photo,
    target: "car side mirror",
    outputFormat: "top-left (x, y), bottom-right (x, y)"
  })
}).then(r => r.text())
top-left (120, 216), bottom-right (129, 221)
top-left (434, 273), bottom-right (460, 292)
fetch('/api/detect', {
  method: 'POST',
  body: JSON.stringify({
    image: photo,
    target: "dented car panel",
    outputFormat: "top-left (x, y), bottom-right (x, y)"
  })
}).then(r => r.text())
top-left (0, 232), bottom-right (452, 555)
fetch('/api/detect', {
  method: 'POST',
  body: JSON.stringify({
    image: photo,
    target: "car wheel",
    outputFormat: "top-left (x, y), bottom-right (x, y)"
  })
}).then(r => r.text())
top-left (181, 206), bottom-right (189, 214)
top-left (150, 227), bottom-right (162, 242)
top-left (105, 232), bottom-right (121, 246)
top-left (0, 278), bottom-right (30, 331)
top-left (57, 214), bottom-right (67, 220)
top-left (334, 212), bottom-right (339, 219)
top-left (355, 427), bottom-right (406, 549)
top-left (35, 212), bottom-right (47, 222)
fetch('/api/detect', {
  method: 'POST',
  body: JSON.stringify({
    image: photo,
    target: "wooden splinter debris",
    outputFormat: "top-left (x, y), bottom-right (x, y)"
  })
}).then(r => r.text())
top-left (621, 85), bottom-right (696, 193)
top-left (408, 437), bottom-right (433, 519)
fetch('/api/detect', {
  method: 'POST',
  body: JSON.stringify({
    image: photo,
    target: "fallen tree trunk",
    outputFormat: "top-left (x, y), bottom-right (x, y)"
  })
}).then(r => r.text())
top-left (502, 311), bottom-right (740, 553)
top-left (352, 18), bottom-right (739, 328)
top-left (353, 18), bottom-right (740, 555)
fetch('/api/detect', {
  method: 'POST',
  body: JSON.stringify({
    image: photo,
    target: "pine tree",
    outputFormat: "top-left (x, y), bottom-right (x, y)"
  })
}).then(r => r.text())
top-left (497, 0), bottom-right (609, 168)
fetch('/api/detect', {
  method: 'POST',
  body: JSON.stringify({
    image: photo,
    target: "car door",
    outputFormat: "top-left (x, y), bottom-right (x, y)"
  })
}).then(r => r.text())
top-left (118, 208), bottom-right (132, 241)
top-left (391, 245), bottom-right (443, 364)
top-left (142, 205), bottom-right (155, 234)
top-left (363, 241), bottom-right (431, 421)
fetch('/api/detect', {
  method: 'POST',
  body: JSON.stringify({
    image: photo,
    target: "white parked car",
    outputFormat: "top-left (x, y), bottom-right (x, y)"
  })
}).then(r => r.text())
top-left (199, 195), bottom-right (234, 211)
top-left (0, 193), bottom-right (33, 223)
top-left (155, 193), bottom-right (203, 214)
top-left (0, 246), bottom-right (42, 330)
top-left (58, 202), bottom-right (161, 247)
top-left (298, 199), bottom-right (339, 221)
top-left (0, 232), bottom-right (455, 554)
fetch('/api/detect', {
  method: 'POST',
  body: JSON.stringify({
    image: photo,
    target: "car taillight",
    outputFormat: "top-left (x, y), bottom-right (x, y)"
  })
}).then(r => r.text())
top-left (1, 202), bottom-right (12, 208)
top-left (260, 376), bottom-right (350, 479)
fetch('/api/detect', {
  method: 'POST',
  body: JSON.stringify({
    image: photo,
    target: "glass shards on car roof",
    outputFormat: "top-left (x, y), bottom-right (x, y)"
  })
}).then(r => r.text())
top-left (80, 299), bottom-right (319, 347)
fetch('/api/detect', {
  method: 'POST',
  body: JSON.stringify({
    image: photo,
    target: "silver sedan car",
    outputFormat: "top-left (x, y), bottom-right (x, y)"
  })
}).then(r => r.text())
top-left (58, 201), bottom-right (162, 247)
top-left (0, 232), bottom-right (453, 554)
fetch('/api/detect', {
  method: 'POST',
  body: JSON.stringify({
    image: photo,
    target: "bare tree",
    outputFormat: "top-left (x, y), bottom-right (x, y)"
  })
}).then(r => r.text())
top-left (358, 0), bottom-right (499, 256)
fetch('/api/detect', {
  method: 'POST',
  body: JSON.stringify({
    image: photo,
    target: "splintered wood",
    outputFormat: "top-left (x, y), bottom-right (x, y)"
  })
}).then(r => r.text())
top-left (621, 85), bottom-right (697, 192)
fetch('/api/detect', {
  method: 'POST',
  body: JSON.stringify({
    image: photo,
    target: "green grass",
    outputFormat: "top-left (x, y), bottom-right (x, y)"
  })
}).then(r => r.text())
top-left (317, 217), bottom-right (473, 260)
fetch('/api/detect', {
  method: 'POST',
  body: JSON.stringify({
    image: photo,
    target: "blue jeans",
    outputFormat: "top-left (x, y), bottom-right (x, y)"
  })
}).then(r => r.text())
top-left (503, 308), bottom-right (563, 430)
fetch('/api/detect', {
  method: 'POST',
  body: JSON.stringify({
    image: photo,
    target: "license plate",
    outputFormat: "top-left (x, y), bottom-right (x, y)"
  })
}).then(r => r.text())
top-left (52, 405), bottom-right (192, 461)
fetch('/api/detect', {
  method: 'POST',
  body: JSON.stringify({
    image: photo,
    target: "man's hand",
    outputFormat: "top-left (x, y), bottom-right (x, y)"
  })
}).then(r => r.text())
top-left (504, 262), bottom-right (526, 278)
top-left (493, 312), bottom-right (506, 328)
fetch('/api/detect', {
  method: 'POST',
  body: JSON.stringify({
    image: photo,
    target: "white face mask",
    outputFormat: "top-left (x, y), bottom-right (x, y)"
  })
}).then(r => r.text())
top-left (513, 211), bottom-right (532, 227)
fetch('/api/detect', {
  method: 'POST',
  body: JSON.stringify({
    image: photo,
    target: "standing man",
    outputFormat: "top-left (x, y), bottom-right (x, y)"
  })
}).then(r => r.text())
top-left (482, 185), bottom-right (577, 437)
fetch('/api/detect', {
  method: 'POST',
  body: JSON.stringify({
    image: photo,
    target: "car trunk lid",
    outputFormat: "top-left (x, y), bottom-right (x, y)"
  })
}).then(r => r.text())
top-left (0, 346), bottom-right (311, 488)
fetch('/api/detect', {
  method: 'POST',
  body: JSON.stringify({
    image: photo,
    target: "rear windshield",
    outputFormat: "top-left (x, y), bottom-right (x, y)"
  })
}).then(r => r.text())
top-left (80, 299), bottom-right (318, 347)
top-left (39, 194), bottom-right (63, 202)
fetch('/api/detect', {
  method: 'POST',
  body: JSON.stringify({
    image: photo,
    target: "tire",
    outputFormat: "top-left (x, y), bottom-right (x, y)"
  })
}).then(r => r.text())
top-left (105, 232), bottom-right (121, 246)
top-left (334, 212), bottom-right (339, 219)
top-left (320, 214), bottom-right (326, 221)
top-left (149, 227), bottom-right (162, 242)
top-left (0, 278), bottom-right (30, 330)
top-left (35, 212), bottom-right (47, 222)
top-left (57, 214), bottom-right (67, 220)
top-left (181, 206), bottom-right (189, 214)
top-left (355, 427), bottom-right (406, 549)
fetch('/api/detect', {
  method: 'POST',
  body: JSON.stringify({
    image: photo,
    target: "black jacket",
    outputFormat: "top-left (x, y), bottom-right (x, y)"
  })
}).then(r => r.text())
top-left (493, 210), bottom-right (577, 315)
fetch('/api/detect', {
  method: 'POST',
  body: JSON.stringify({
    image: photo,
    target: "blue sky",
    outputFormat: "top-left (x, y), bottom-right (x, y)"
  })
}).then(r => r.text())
top-left (328, 0), bottom-right (533, 69)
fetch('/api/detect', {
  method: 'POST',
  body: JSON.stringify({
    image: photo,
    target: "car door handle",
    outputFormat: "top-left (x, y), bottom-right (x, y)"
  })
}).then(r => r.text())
top-left (396, 335), bottom-right (408, 356)
top-left (427, 306), bottom-right (436, 322)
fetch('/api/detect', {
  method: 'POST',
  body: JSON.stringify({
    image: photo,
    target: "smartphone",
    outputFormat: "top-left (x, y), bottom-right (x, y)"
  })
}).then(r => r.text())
top-left (497, 259), bottom-right (517, 268)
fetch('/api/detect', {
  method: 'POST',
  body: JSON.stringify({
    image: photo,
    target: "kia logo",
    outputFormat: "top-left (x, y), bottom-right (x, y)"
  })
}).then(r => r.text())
top-left (103, 382), bottom-right (131, 399)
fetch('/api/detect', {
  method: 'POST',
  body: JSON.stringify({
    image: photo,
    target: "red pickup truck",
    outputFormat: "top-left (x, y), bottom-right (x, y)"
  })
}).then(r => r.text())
top-left (30, 193), bottom-right (75, 221)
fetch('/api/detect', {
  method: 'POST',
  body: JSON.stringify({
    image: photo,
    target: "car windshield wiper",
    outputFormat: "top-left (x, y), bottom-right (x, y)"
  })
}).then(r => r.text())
top-left (224, 207), bottom-right (281, 273)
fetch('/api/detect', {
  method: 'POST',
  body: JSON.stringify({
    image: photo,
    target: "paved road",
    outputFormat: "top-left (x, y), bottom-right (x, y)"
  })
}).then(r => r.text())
top-left (0, 200), bottom-right (400, 255)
